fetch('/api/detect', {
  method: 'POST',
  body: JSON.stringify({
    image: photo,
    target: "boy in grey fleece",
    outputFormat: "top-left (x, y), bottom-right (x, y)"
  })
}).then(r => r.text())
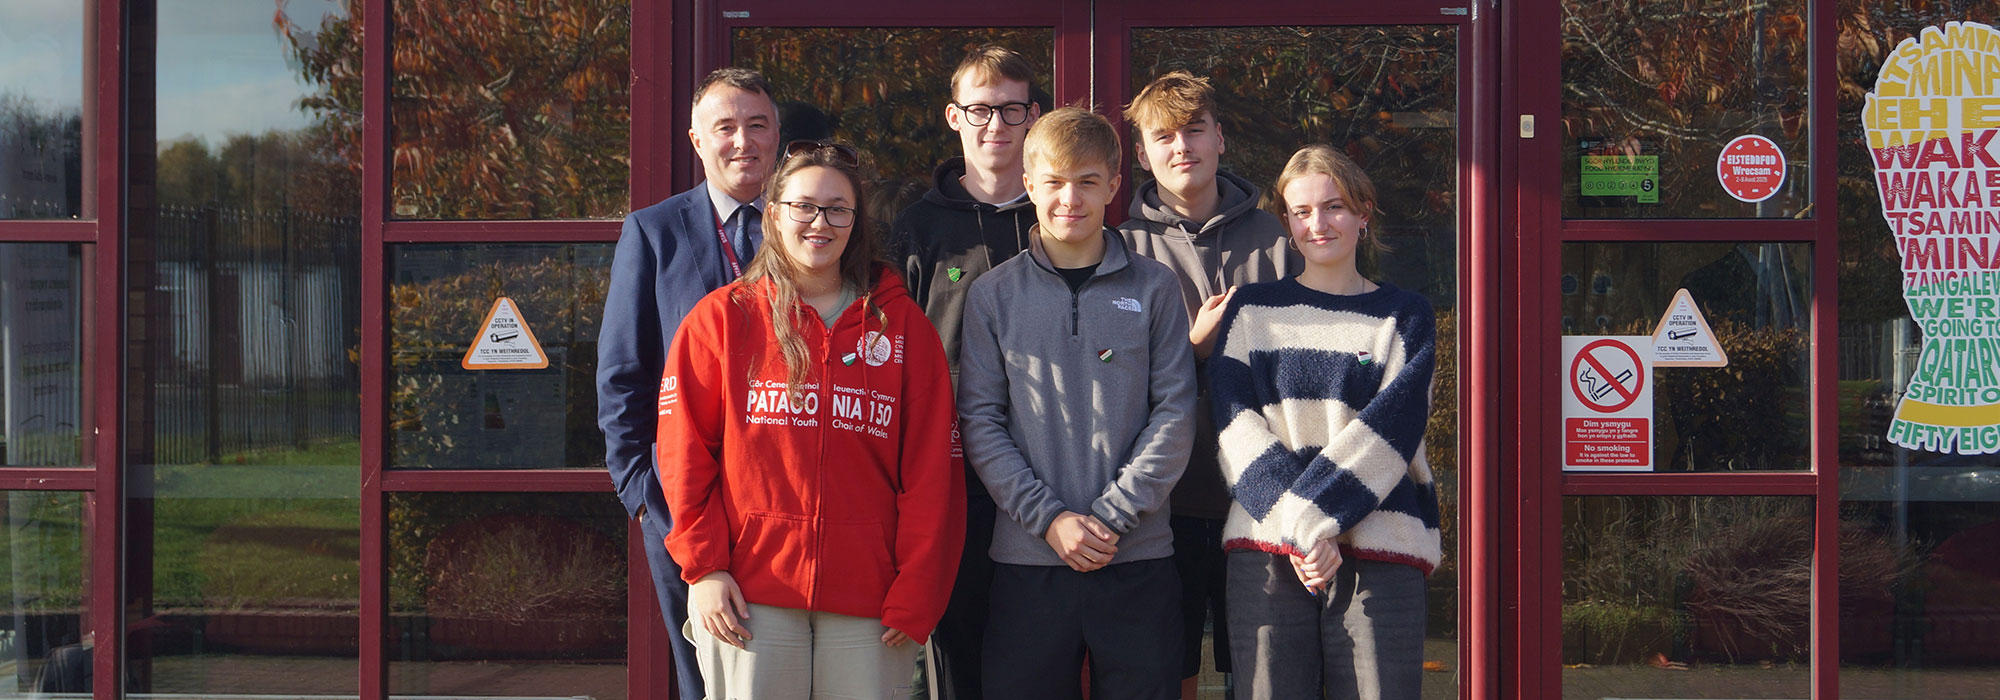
top-left (959, 225), bottom-right (1196, 565)
top-left (957, 106), bottom-right (1195, 699)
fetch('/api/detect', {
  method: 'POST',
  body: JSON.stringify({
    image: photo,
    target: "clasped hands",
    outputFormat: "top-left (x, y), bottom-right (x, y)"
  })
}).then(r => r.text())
top-left (1044, 511), bottom-right (1120, 572)
top-left (1290, 536), bottom-right (1342, 595)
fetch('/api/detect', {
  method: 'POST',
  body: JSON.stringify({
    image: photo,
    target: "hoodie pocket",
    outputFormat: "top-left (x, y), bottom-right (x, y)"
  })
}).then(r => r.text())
top-left (732, 512), bottom-right (809, 594)
top-left (822, 520), bottom-right (895, 603)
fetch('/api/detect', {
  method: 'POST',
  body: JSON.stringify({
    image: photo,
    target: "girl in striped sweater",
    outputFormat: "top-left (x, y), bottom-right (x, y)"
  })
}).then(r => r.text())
top-left (1207, 144), bottom-right (1440, 700)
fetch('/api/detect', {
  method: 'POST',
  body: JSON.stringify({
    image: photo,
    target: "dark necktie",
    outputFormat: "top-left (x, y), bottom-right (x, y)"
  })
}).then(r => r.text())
top-left (731, 204), bottom-right (763, 267)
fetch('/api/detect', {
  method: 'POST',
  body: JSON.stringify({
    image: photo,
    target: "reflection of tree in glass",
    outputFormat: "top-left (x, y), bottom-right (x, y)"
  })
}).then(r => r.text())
top-left (279, 0), bottom-right (630, 220)
top-left (388, 252), bottom-right (608, 468)
top-left (1561, 0), bottom-right (1811, 218)
top-left (1565, 496), bottom-right (1914, 665)
top-left (733, 28), bottom-right (1053, 200)
top-left (1426, 310), bottom-right (1459, 635)
top-left (424, 514), bottom-right (622, 622)
top-left (1563, 243), bottom-right (1812, 471)
top-left (386, 492), bottom-right (626, 622)
top-left (156, 131), bottom-right (359, 215)
top-left (1132, 26), bottom-right (1458, 236)
top-left (0, 93), bottom-right (83, 219)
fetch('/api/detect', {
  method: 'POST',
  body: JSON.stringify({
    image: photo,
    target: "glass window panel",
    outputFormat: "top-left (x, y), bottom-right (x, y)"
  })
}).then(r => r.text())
top-left (389, 492), bottom-right (626, 700)
top-left (389, 244), bottom-right (612, 469)
top-left (0, 2), bottom-right (87, 220)
top-left (0, 491), bottom-right (89, 695)
top-left (127, 1), bottom-right (364, 694)
top-left (1130, 26), bottom-right (1460, 699)
top-left (731, 27), bottom-right (1053, 236)
top-left (0, 243), bottom-right (87, 467)
top-left (1561, 242), bottom-right (1812, 471)
top-left (1837, 2), bottom-right (2000, 695)
top-left (1561, 0), bottom-right (1811, 218)
top-left (391, 0), bottom-right (630, 219)
top-left (1132, 26), bottom-right (1459, 236)
top-left (1562, 495), bottom-right (1812, 698)
top-left (129, 462), bottom-right (360, 695)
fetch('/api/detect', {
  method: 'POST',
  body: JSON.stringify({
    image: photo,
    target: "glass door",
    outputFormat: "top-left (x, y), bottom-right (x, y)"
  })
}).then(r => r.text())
top-left (706, 3), bottom-right (1491, 699)
top-left (1107, 9), bottom-right (1475, 698)
top-left (1521, 0), bottom-right (1840, 698)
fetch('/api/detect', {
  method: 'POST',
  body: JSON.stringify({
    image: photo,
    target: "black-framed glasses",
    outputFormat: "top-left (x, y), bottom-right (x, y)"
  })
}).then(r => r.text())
top-left (778, 200), bottom-right (857, 228)
top-left (951, 101), bottom-right (1032, 126)
top-left (783, 139), bottom-right (861, 167)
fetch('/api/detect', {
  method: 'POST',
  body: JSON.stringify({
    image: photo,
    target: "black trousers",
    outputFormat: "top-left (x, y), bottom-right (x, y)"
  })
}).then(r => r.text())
top-left (931, 493), bottom-right (997, 699)
top-left (984, 558), bottom-right (1182, 700)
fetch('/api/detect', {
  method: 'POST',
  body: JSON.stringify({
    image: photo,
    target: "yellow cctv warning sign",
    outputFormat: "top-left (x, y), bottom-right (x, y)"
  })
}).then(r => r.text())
top-left (1650, 288), bottom-right (1728, 368)
top-left (463, 297), bottom-right (548, 370)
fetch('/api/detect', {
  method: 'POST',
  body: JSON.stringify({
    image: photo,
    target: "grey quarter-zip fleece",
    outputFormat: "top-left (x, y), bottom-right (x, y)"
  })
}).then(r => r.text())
top-left (957, 226), bottom-right (1197, 567)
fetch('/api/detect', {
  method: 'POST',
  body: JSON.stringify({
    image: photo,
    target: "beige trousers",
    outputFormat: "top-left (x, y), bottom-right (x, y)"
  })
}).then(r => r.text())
top-left (686, 603), bottom-right (919, 699)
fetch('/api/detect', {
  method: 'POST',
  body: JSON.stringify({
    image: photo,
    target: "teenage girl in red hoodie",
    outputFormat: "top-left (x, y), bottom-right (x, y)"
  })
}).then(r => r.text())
top-left (657, 141), bottom-right (965, 698)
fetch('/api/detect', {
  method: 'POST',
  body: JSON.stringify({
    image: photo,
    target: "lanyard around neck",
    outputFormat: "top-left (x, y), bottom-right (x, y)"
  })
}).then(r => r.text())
top-left (715, 206), bottom-right (746, 279)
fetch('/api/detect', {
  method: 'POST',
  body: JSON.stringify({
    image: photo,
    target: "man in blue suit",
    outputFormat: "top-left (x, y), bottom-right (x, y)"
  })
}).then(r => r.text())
top-left (597, 67), bottom-right (779, 700)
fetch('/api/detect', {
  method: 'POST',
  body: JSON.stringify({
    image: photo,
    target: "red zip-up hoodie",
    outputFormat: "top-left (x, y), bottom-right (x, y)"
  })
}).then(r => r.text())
top-left (657, 264), bottom-right (964, 642)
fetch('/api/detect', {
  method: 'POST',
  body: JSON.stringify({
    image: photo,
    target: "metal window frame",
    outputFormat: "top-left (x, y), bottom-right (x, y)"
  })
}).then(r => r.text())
top-left (0, 1), bottom-right (125, 699)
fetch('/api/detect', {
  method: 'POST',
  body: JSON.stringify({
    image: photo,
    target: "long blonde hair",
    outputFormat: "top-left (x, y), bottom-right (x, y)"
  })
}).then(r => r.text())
top-left (732, 144), bottom-right (886, 392)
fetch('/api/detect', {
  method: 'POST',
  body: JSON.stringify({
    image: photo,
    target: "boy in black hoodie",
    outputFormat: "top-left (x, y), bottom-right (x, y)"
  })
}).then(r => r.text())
top-left (1118, 70), bottom-right (1300, 699)
top-left (889, 44), bottom-right (1042, 700)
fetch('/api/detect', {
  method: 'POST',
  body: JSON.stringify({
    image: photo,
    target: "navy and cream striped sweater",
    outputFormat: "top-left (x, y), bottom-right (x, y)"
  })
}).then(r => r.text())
top-left (1207, 279), bottom-right (1442, 575)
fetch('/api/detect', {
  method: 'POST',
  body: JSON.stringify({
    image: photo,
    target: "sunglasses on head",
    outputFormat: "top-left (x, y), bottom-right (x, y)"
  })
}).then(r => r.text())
top-left (782, 139), bottom-right (861, 167)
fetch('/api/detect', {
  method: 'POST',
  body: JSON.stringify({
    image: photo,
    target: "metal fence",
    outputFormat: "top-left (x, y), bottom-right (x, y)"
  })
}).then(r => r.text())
top-left (149, 205), bottom-right (361, 465)
top-left (1838, 318), bottom-right (1912, 384)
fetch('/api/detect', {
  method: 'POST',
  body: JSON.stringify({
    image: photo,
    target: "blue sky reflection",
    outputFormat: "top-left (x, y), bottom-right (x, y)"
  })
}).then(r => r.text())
top-left (156, 0), bottom-right (344, 148)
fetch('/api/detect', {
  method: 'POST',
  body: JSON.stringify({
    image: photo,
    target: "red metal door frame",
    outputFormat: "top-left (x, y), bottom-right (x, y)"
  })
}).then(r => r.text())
top-left (0, 1), bottom-right (126, 699)
top-left (1506, 0), bottom-right (1841, 697)
top-left (1090, 3), bottom-right (1498, 699)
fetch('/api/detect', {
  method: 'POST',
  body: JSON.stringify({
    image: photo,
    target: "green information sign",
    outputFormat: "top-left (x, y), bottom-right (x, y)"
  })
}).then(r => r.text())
top-left (1580, 155), bottom-right (1660, 203)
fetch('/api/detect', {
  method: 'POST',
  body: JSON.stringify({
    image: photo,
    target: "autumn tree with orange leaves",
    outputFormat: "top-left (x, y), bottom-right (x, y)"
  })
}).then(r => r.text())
top-left (279, 0), bottom-right (630, 220)
top-left (1561, 0), bottom-right (1812, 219)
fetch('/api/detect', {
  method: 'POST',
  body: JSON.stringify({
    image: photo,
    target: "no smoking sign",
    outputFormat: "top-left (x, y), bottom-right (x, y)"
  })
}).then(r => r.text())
top-left (1562, 336), bottom-right (1655, 471)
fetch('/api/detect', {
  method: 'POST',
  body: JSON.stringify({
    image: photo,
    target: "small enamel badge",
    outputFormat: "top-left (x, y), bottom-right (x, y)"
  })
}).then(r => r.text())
top-left (947, 267), bottom-right (964, 282)
top-left (1356, 350), bottom-right (1374, 366)
top-left (1097, 349), bottom-right (1115, 362)
top-left (841, 352), bottom-right (858, 366)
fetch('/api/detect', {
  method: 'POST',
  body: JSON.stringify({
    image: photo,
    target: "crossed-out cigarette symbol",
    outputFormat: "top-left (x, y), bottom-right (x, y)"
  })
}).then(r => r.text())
top-left (1580, 366), bottom-right (1635, 402)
